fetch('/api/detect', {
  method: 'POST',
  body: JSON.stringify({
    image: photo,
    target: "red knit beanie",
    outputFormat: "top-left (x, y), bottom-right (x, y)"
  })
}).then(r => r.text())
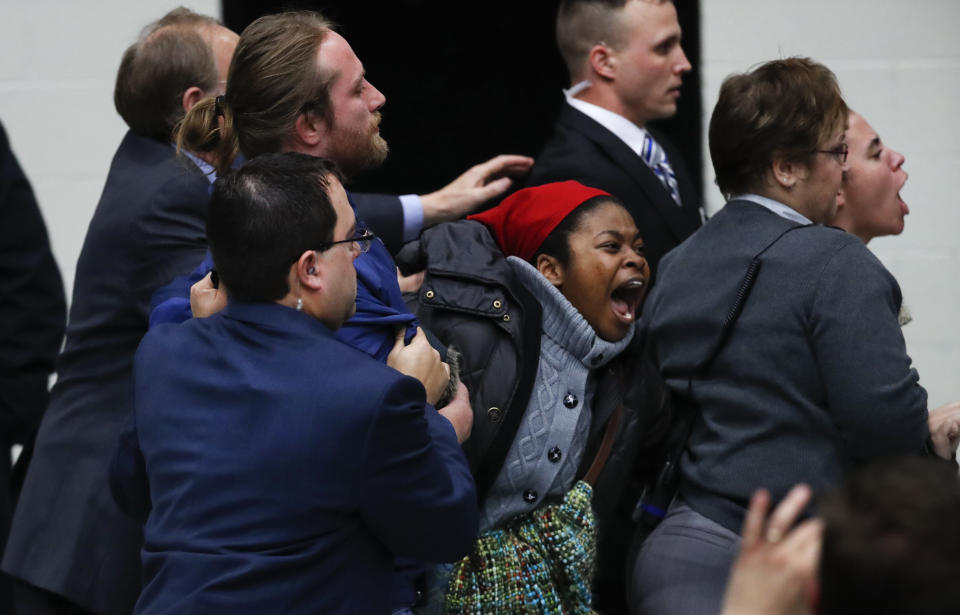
top-left (468, 180), bottom-right (612, 261)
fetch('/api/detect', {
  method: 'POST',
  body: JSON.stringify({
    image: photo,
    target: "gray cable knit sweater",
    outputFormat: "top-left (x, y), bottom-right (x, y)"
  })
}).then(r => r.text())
top-left (479, 257), bottom-right (634, 532)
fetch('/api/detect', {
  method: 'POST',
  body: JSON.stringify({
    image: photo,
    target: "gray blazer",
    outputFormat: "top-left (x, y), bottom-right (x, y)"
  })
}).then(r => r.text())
top-left (645, 200), bottom-right (929, 533)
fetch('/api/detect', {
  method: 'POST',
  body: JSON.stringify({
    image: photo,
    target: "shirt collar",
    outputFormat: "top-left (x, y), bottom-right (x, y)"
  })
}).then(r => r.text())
top-left (173, 143), bottom-right (218, 184)
top-left (563, 81), bottom-right (650, 158)
top-left (732, 193), bottom-right (814, 225)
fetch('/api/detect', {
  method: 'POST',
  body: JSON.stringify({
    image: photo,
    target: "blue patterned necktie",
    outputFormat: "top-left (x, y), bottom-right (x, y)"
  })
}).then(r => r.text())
top-left (641, 132), bottom-right (682, 206)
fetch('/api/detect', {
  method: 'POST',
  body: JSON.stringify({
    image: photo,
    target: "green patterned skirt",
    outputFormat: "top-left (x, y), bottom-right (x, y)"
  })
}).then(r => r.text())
top-left (444, 480), bottom-right (597, 615)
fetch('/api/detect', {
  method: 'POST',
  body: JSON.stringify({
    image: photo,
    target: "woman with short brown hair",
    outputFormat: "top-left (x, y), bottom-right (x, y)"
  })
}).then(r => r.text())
top-left (629, 57), bottom-right (959, 615)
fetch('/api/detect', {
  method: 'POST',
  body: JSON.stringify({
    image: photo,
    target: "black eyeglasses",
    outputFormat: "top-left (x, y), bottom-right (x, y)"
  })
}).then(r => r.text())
top-left (815, 144), bottom-right (848, 164)
top-left (316, 228), bottom-right (377, 254)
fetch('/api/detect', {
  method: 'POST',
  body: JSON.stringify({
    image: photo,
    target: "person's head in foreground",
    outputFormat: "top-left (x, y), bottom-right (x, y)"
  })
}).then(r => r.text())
top-left (818, 457), bottom-right (960, 615)
top-left (709, 57), bottom-right (848, 222)
top-left (831, 111), bottom-right (909, 243)
top-left (722, 458), bottom-right (960, 615)
top-left (470, 180), bottom-right (649, 341)
top-left (207, 152), bottom-right (366, 330)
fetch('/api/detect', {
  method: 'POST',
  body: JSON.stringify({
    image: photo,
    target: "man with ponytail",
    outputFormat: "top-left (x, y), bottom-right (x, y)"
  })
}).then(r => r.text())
top-left (2, 9), bottom-right (238, 615)
top-left (158, 11), bottom-right (532, 365)
top-left (177, 10), bottom-right (532, 256)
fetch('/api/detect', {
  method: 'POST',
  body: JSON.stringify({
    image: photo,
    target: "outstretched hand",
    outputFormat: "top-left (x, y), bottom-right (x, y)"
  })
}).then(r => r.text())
top-left (420, 154), bottom-right (535, 227)
top-left (721, 484), bottom-right (822, 615)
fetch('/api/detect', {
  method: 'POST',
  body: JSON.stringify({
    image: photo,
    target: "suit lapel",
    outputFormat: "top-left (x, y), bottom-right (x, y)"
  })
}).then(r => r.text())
top-left (558, 106), bottom-right (701, 242)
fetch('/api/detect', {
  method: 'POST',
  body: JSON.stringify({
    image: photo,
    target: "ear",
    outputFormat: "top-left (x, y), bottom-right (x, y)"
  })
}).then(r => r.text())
top-left (294, 250), bottom-right (324, 292)
top-left (835, 182), bottom-right (847, 209)
top-left (535, 253), bottom-right (565, 288)
top-left (293, 111), bottom-right (326, 150)
top-left (770, 156), bottom-right (802, 189)
top-left (587, 43), bottom-right (617, 81)
top-left (181, 86), bottom-right (206, 114)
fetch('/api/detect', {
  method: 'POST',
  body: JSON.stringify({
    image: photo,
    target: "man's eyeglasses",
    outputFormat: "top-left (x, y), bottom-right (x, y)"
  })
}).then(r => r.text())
top-left (814, 144), bottom-right (848, 164)
top-left (317, 228), bottom-right (377, 254)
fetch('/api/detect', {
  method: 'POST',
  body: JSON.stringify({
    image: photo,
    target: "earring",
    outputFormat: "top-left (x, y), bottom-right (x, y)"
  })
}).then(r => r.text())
top-left (295, 297), bottom-right (303, 311)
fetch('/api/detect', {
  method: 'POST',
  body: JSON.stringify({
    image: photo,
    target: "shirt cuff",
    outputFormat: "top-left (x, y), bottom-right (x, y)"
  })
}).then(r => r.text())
top-left (399, 194), bottom-right (424, 242)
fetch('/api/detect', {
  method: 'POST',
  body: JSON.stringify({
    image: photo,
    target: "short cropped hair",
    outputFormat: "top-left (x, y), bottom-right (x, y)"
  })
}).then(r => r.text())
top-left (207, 153), bottom-right (342, 304)
top-left (819, 457), bottom-right (960, 615)
top-left (556, 0), bottom-right (670, 80)
top-left (708, 57), bottom-right (848, 198)
top-left (114, 7), bottom-right (220, 140)
top-left (177, 11), bottom-right (335, 175)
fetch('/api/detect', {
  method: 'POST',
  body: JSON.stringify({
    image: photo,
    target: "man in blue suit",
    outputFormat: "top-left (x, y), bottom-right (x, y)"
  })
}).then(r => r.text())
top-left (113, 153), bottom-right (477, 615)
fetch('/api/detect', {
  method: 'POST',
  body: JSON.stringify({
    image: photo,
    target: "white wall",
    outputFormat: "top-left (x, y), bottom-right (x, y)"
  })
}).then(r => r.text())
top-left (0, 0), bottom-right (219, 297)
top-left (701, 0), bottom-right (960, 407)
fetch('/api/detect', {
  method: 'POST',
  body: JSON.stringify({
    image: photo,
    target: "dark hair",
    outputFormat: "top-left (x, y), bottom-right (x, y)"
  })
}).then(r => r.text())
top-left (177, 11), bottom-right (335, 175)
top-left (207, 153), bottom-right (343, 303)
top-left (114, 8), bottom-right (220, 140)
top-left (531, 195), bottom-right (623, 266)
top-left (556, 1), bottom-right (671, 80)
top-left (709, 57), bottom-right (848, 198)
top-left (818, 457), bottom-right (960, 615)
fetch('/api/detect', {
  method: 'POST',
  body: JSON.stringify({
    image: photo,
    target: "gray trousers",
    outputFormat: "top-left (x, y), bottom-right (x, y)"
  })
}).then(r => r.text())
top-left (628, 499), bottom-right (740, 615)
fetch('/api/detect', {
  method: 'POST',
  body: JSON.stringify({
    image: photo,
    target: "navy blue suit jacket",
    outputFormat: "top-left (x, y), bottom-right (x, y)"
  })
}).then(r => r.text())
top-left (0, 120), bottom-right (65, 612)
top-left (0, 121), bottom-right (65, 450)
top-left (116, 302), bottom-right (476, 615)
top-left (2, 132), bottom-right (211, 615)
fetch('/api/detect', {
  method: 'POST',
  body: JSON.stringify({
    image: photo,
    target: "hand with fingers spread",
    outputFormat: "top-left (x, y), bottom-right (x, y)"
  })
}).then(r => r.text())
top-left (420, 154), bottom-right (535, 227)
top-left (721, 484), bottom-right (822, 615)
top-left (190, 271), bottom-right (228, 318)
top-left (386, 327), bottom-right (449, 406)
top-left (928, 400), bottom-right (960, 459)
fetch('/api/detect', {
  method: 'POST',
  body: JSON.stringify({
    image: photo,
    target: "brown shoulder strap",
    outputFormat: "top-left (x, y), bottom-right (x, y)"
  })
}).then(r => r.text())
top-left (583, 405), bottom-right (621, 486)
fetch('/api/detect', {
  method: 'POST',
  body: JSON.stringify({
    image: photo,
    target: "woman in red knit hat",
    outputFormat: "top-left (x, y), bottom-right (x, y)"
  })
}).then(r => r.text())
top-left (413, 180), bottom-right (670, 614)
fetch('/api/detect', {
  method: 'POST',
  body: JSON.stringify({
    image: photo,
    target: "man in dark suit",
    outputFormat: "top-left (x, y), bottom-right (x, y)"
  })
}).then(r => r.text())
top-left (1, 10), bottom-right (238, 615)
top-left (0, 120), bottom-right (66, 615)
top-left (113, 153), bottom-right (477, 615)
top-left (526, 0), bottom-right (703, 279)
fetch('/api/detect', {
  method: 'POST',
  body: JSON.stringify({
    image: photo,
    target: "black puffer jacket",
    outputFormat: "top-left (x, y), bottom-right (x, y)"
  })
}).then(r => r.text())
top-left (415, 220), bottom-right (671, 599)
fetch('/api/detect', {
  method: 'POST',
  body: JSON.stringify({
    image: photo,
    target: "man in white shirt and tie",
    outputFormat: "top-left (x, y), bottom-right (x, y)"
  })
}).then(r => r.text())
top-left (526, 0), bottom-right (704, 281)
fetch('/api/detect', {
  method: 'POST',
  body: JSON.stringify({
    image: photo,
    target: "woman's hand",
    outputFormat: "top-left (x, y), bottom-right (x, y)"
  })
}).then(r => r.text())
top-left (721, 484), bottom-right (822, 615)
top-left (928, 401), bottom-right (960, 459)
top-left (438, 382), bottom-right (473, 444)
